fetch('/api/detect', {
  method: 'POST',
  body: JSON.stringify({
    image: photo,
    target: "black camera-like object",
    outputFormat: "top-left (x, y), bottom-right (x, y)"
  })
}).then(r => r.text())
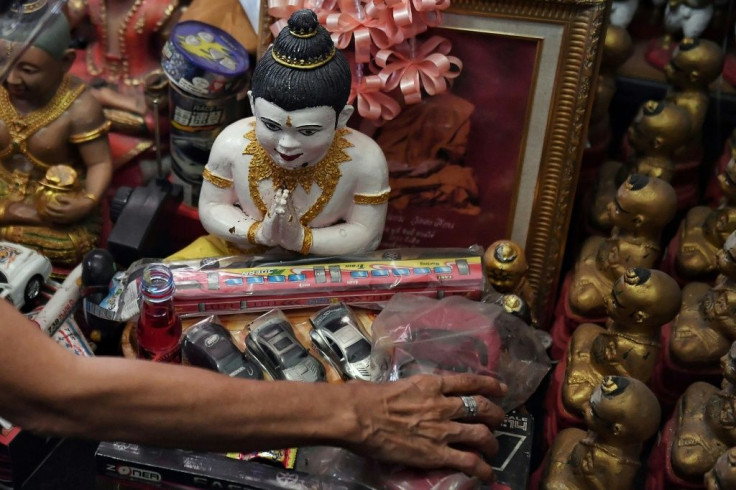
top-left (107, 179), bottom-right (183, 267)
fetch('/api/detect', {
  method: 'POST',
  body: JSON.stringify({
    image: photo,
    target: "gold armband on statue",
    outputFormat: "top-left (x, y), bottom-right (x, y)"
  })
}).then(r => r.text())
top-left (301, 226), bottom-right (313, 255)
top-left (247, 221), bottom-right (261, 245)
top-left (83, 193), bottom-right (99, 204)
top-left (69, 120), bottom-right (112, 144)
top-left (203, 168), bottom-right (233, 189)
top-left (354, 190), bottom-right (390, 205)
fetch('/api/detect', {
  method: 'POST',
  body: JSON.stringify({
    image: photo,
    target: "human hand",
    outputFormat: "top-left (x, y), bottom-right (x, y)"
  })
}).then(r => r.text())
top-left (44, 195), bottom-right (95, 224)
top-left (345, 373), bottom-right (507, 482)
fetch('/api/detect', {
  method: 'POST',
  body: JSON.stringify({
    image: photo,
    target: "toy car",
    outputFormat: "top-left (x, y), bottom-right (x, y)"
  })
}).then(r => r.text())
top-left (181, 321), bottom-right (263, 380)
top-left (0, 242), bottom-right (52, 309)
top-left (245, 311), bottom-right (325, 382)
top-left (309, 303), bottom-right (372, 381)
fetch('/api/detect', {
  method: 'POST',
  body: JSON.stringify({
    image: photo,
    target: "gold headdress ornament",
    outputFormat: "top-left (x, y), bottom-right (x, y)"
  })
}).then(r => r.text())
top-left (290, 26), bottom-right (318, 38)
top-left (272, 45), bottom-right (336, 70)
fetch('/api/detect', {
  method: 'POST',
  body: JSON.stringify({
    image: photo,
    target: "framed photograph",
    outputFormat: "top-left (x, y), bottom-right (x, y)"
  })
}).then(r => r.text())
top-left (257, 0), bottom-right (608, 326)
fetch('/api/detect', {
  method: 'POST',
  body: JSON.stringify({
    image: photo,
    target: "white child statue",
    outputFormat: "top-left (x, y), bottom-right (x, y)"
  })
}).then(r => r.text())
top-left (181, 9), bottom-right (390, 259)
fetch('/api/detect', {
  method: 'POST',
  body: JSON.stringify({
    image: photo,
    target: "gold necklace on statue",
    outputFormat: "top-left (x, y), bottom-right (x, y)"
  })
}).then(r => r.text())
top-left (0, 75), bottom-right (84, 169)
top-left (244, 125), bottom-right (353, 225)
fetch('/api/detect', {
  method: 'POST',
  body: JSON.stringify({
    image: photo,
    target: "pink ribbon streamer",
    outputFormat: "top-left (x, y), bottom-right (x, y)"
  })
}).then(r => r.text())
top-left (375, 36), bottom-right (462, 105)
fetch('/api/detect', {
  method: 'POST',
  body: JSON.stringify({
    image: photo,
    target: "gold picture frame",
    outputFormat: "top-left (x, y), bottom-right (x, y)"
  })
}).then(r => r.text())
top-left (257, 0), bottom-right (609, 327)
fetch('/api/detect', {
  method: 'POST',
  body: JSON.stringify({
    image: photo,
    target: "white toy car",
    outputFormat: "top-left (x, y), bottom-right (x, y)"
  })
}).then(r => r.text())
top-left (0, 242), bottom-right (52, 309)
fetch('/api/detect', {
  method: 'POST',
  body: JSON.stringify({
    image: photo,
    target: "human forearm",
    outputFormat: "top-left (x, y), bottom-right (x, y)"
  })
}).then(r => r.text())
top-left (0, 299), bottom-right (507, 481)
top-left (39, 356), bottom-right (360, 452)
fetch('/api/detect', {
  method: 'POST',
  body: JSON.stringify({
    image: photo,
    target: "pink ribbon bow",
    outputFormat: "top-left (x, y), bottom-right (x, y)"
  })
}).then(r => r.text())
top-left (324, 0), bottom-right (401, 63)
top-left (349, 70), bottom-right (402, 123)
top-left (375, 36), bottom-right (462, 105)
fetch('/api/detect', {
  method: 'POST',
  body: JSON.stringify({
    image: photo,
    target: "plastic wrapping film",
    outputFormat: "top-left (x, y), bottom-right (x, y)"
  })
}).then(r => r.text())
top-left (296, 294), bottom-right (549, 489)
top-left (105, 246), bottom-right (488, 322)
top-left (0, 1), bottom-right (68, 84)
top-left (371, 294), bottom-right (551, 412)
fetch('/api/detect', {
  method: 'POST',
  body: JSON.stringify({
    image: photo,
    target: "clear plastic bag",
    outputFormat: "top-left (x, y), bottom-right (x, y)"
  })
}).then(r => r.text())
top-left (370, 293), bottom-right (551, 412)
top-left (0, 1), bottom-right (67, 84)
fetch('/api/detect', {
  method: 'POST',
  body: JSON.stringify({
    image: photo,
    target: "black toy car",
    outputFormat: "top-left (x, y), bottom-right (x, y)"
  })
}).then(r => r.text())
top-left (181, 321), bottom-right (263, 380)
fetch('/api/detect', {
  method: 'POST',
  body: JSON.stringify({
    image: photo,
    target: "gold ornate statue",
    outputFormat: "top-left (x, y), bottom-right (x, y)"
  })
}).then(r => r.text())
top-left (588, 101), bottom-right (690, 232)
top-left (569, 174), bottom-right (677, 319)
top-left (664, 38), bottom-right (725, 158)
top-left (670, 341), bottom-right (736, 481)
top-left (704, 447), bottom-right (736, 490)
top-left (675, 153), bottom-right (736, 281)
top-left (65, 0), bottom-right (181, 168)
top-left (0, 12), bottom-right (112, 267)
top-left (562, 268), bottom-right (681, 418)
top-left (542, 376), bottom-right (661, 490)
top-left (669, 231), bottom-right (736, 369)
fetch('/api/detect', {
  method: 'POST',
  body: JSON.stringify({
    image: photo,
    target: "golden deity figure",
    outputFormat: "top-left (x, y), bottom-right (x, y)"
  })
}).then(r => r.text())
top-left (664, 38), bottom-right (725, 159)
top-left (669, 231), bottom-right (736, 369)
top-left (588, 100), bottom-right (690, 233)
top-left (65, 0), bottom-right (181, 169)
top-left (569, 174), bottom-right (677, 319)
top-left (704, 447), bottom-right (736, 490)
top-left (0, 11), bottom-right (112, 267)
top-left (675, 153), bottom-right (736, 281)
top-left (542, 376), bottom-right (661, 490)
top-left (670, 341), bottom-right (736, 481)
top-left (562, 268), bottom-right (681, 418)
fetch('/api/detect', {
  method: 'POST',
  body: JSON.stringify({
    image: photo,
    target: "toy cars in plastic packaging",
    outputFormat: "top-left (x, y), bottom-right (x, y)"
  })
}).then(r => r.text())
top-left (309, 303), bottom-right (372, 381)
top-left (245, 310), bottom-right (326, 382)
top-left (181, 316), bottom-right (263, 380)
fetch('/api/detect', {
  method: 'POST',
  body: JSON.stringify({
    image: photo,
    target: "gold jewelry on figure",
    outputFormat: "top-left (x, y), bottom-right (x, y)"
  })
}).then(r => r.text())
top-left (247, 220), bottom-right (261, 245)
top-left (272, 46), bottom-right (336, 70)
top-left (69, 121), bottom-right (112, 144)
top-left (244, 125), bottom-right (352, 226)
top-left (354, 190), bottom-right (390, 205)
top-left (0, 76), bottom-right (84, 169)
top-left (202, 167), bottom-right (233, 188)
top-left (301, 226), bottom-right (313, 255)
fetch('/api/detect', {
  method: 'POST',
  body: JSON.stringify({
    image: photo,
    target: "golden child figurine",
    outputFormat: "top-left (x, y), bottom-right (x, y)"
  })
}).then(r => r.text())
top-left (569, 174), bottom-right (677, 319)
top-left (664, 38), bottom-right (725, 159)
top-left (542, 376), bottom-right (661, 490)
top-left (483, 240), bottom-right (534, 301)
top-left (669, 341), bottom-right (736, 482)
top-left (588, 101), bottom-right (690, 233)
top-left (675, 153), bottom-right (736, 281)
top-left (185, 9), bottom-right (390, 258)
top-left (562, 268), bottom-right (681, 418)
top-left (669, 230), bottom-right (736, 369)
top-left (0, 12), bottom-right (112, 267)
top-left (704, 447), bottom-right (736, 490)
